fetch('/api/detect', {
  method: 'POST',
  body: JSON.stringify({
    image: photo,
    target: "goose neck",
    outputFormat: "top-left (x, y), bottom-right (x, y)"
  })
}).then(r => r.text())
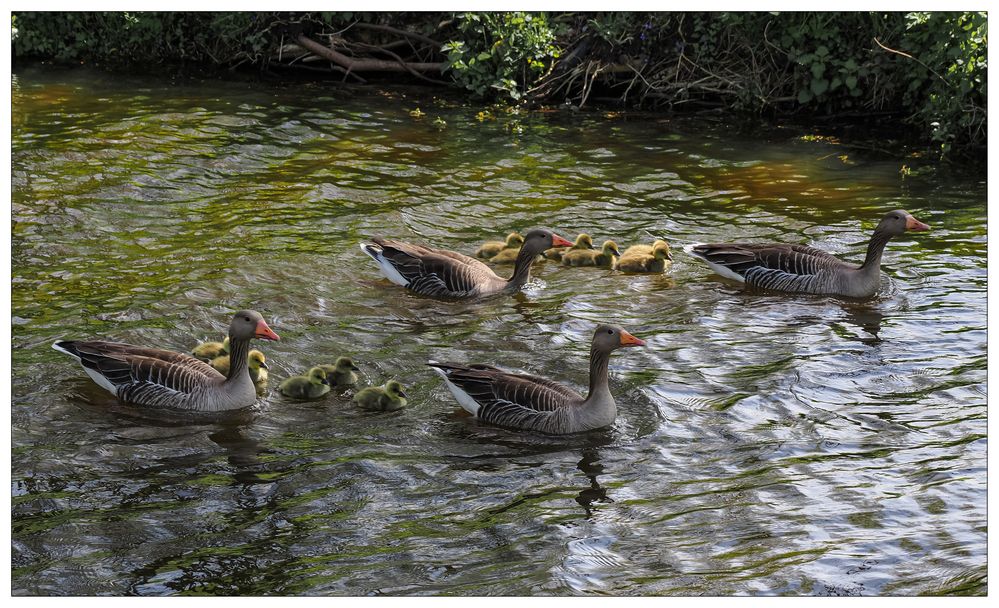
top-left (224, 336), bottom-right (251, 383)
top-left (859, 228), bottom-right (893, 271)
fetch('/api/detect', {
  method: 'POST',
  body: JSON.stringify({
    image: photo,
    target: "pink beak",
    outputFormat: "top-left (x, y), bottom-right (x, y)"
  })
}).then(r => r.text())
top-left (551, 234), bottom-right (574, 248)
top-left (255, 319), bottom-right (280, 341)
top-left (906, 215), bottom-right (930, 231)
top-left (619, 329), bottom-right (646, 347)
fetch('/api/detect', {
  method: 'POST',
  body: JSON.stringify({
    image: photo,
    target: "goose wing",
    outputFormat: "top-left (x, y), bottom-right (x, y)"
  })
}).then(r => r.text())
top-left (430, 362), bottom-right (583, 431)
top-left (367, 238), bottom-right (501, 298)
top-left (54, 340), bottom-right (223, 402)
top-left (688, 242), bottom-right (851, 281)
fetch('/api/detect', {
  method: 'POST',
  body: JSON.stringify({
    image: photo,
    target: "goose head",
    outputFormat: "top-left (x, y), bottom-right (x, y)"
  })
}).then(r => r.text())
top-left (592, 324), bottom-right (646, 353)
top-left (877, 210), bottom-right (930, 236)
top-left (522, 229), bottom-right (574, 255)
top-left (229, 310), bottom-right (280, 342)
top-left (385, 380), bottom-right (407, 399)
top-left (308, 366), bottom-right (331, 386)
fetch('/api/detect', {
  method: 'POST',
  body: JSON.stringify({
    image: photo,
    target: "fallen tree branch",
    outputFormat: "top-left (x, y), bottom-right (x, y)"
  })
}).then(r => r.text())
top-left (295, 33), bottom-right (445, 74)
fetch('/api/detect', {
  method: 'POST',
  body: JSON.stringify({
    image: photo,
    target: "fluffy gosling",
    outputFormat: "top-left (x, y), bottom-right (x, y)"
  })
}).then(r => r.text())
top-left (353, 380), bottom-right (408, 411)
top-left (562, 240), bottom-right (621, 267)
top-left (475, 232), bottom-right (524, 259)
top-left (279, 366), bottom-right (330, 400)
top-left (318, 356), bottom-right (360, 387)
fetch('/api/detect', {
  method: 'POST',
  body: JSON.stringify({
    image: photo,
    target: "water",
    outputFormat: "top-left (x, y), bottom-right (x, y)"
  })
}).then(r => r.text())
top-left (11, 66), bottom-right (987, 596)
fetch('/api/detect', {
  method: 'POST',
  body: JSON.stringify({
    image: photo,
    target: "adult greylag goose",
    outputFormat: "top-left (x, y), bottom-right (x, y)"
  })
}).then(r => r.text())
top-left (360, 229), bottom-right (573, 299)
top-left (429, 325), bottom-right (645, 434)
top-left (279, 367), bottom-right (331, 400)
top-left (192, 337), bottom-right (229, 361)
top-left (616, 240), bottom-right (673, 273)
top-left (562, 240), bottom-right (621, 267)
top-left (211, 349), bottom-right (268, 385)
top-left (685, 209), bottom-right (930, 298)
top-left (475, 232), bottom-right (524, 259)
top-left (354, 380), bottom-right (408, 411)
top-left (544, 233), bottom-right (594, 262)
top-left (318, 356), bottom-right (360, 386)
top-left (52, 310), bottom-right (280, 412)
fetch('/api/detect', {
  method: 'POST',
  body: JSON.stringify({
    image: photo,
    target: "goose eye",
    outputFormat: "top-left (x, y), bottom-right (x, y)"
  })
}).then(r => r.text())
top-left (607, 329), bottom-right (614, 335)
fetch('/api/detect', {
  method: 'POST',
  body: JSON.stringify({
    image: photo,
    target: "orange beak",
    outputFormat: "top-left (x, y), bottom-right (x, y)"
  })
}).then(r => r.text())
top-left (255, 319), bottom-right (280, 341)
top-left (551, 234), bottom-right (574, 248)
top-left (906, 215), bottom-right (930, 231)
top-left (619, 329), bottom-right (646, 347)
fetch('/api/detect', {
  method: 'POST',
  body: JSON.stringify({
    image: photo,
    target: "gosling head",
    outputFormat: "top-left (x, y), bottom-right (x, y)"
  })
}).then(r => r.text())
top-left (248, 350), bottom-right (268, 370)
top-left (221, 337), bottom-right (231, 354)
top-left (506, 232), bottom-right (525, 247)
top-left (602, 240), bottom-right (621, 258)
top-left (576, 233), bottom-right (594, 249)
top-left (385, 380), bottom-right (407, 399)
top-left (652, 240), bottom-right (673, 261)
top-left (308, 366), bottom-right (331, 386)
top-left (335, 356), bottom-right (360, 371)
top-left (877, 209), bottom-right (929, 236)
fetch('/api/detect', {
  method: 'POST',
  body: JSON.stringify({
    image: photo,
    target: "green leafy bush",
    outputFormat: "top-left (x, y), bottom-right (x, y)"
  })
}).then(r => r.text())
top-left (442, 12), bottom-right (559, 100)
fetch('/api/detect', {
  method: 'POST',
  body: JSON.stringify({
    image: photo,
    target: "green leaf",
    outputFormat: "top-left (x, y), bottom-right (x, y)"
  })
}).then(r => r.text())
top-left (845, 75), bottom-right (858, 90)
top-left (811, 62), bottom-right (825, 78)
top-left (797, 89), bottom-right (813, 103)
top-left (811, 78), bottom-right (829, 96)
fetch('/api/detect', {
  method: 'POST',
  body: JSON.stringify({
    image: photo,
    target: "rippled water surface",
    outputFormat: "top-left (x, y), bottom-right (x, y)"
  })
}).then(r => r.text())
top-left (11, 67), bottom-right (986, 596)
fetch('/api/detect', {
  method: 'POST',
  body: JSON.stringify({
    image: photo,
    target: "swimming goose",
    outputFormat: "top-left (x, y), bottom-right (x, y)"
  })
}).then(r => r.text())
top-left (211, 349), bottom-right (268, 384)
top-left (544, 233), bottom-right (594, 262)
top-left (318, 356), bottom-right (360, 387)
top-left (616, 241), bottom-right (673, 273)
top-left (475, 232), bottom-right (524, 259)
top-left (52, 310), bottom-right (280, 412)
top-left (279, 366), bottom-right (331, 400)
top-left (562, 240), bottom-right (621, 267)
top-left (354, 380), bottom-right (408, 411)
top-left (360, 229), bottom-right (573, 299)
top-left (685, 209), bottom-right (930, 298)
top-left (429, 325), bottom-right (645, 434)
top-left (192, 337), bottom-right (229, 361)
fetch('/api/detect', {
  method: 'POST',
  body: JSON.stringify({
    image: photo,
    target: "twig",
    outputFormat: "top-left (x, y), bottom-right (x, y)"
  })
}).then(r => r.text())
top-left (873, 37), bottom-right (950, 87)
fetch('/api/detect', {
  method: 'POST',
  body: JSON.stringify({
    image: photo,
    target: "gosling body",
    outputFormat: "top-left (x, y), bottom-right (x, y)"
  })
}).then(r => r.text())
top-left (353, 380), bottom-right (408, 411)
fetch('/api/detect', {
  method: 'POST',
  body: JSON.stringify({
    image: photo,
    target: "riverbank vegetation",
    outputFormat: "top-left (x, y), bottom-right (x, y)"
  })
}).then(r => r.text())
top-left (11, 11), bottom-right (986, 157)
